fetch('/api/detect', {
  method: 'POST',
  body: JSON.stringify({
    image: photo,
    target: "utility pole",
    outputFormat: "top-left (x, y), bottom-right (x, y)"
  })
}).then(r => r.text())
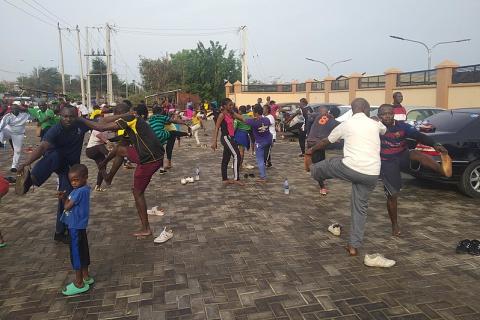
top-left (240, 26), bottom-right (248, 85)
top-left (125, 64), bottom-right (128, 98)
top-left (76, 25), bottom-right (86, 106)
top-left (105, 23), bottom-right (113, 104)
top-left (57, 22), bottom-right (66, 95)
top-left (85, 27), bottom-right (92, 110)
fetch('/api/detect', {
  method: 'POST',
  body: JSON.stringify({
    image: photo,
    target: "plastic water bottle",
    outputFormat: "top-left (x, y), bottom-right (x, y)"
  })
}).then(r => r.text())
top-left (195, 167), bottom-right (200, 181)
top-left (283, 178), bottom-right (290, 195)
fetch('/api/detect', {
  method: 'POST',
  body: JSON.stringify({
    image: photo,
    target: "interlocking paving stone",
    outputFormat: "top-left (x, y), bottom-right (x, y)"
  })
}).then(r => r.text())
top-left (1, 123), bottom-right (479, 320)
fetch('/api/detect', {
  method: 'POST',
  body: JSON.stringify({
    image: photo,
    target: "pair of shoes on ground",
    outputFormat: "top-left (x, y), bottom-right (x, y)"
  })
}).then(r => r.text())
top-left (147, 206), bottom-right (165, 216)
top-left (242, 163), bottom-right (254, 170)
top-left (181, 177), bottom-right (195, 185)
top-left (154, 227), bottom-right (173, 243)
top-left (456, 239), bottom-right (480, 255)
top-left (62, 277), bottom-right (95, 296)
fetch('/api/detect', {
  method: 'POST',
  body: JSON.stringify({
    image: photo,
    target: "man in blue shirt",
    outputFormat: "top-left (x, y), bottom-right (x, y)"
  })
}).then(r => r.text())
top-left (16, 105), bottom-right (91, 243)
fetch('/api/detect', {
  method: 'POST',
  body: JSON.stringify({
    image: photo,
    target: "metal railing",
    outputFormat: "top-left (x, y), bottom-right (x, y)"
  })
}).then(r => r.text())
top-left (359, 75), bottom-right (385, 88)
top-left (397, 70), bottom-right (436, 86)
top-left (331, 79), bottom-right (349, 90)
top-left (311, 81), bottom-right (324, 91)
top-left (241, 84), bottom-right (292, 92)
top-left (452, 64), bottom-right (480, 84)
top-left (296, 83), bottom-right (306, 92)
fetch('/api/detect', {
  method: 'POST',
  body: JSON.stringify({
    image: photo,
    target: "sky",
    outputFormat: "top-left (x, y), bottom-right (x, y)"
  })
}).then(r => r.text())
top-left (1, 0), bottom-right (479, 84)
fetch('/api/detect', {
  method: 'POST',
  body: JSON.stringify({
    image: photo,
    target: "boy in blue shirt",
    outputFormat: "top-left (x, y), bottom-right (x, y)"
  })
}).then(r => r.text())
top-left (59, 164), bottom-right (93, 295)
top-left (378, 104), bottom-right (451, 236)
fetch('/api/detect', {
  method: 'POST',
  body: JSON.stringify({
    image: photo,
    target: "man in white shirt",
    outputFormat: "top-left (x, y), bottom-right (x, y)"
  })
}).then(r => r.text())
top-left (0, 104), bottom-right (30, 172)
top-left (306, 98), bottom-right (387, 257)
top-left (76, 102), bottom-right (89, 118)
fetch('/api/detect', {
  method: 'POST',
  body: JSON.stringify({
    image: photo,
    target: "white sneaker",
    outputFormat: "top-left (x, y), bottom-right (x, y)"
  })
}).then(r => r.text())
top-left (327, 223), bottom-right (341, 236)
top-left (180, 178), bottom-right (187, 185)
top-left (154, 227), bottom-right (173, 243)
top-left (186, 176), bottom-right (194, 183)
top-left (364, 253), bottom-right (396, 268)
top-left (147, 206), bottom-right (165, 216)
top-left (243, 164), bottom-right (254, 170)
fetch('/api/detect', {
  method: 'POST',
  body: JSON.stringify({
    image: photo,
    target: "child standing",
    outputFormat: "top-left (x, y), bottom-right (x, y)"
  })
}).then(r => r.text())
top-left (234, 105), bottom-right (253, 169)
top-left (59, 164), bottom-right (93, 296)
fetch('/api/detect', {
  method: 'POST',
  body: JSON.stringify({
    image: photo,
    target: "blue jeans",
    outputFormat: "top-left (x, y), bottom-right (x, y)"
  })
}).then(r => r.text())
top-left (255, 142), bottom-right (271, 179)
top-left (31, 150), bottom-right (73, 235)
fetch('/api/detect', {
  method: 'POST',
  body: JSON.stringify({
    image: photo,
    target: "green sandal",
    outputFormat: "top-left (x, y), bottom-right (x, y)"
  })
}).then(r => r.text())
top-left (0, 243), bottom-right (7, 248)
top-left (83, 277), bottom-right (94, 285)
top-left (62, 282), bottom-right (90, 296)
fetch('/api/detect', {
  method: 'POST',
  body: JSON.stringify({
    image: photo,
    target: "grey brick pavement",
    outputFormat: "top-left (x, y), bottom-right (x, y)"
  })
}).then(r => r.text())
top-left (0, 123), bottom-right (479, 320)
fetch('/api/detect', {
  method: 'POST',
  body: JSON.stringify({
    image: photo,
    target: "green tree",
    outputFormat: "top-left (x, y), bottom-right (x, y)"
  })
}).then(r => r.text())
top-left (139, 41), bottom-right (241, 101)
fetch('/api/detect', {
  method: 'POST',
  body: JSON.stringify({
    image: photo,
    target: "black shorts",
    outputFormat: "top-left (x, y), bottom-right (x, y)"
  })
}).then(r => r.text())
top-left (69, 229), bottom-right (90, 270)
top-left (381, 150), bottom-right (410, 196)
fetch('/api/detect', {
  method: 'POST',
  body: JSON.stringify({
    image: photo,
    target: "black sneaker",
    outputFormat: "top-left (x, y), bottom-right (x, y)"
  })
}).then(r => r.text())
top-left (10, 168), bottom-right (17, 173)
top-left (266, 162), bottom-right (272, 168)
top-left (159, 168), bottom-right (167, 175)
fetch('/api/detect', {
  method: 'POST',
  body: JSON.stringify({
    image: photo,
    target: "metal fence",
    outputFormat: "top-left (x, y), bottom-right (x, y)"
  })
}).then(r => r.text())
top-left (452, 64), bottom-right (480, 84)
top-left (242, 84), bottom-right (292, 92)
top-left (296, 83), bottom-right (306, 92)
top-left (397, 70), bottom-right (436, 86)
top-left (311, 81), bottom-right (324, 91)
top-left (359, 75), bottom-right (385, 88)
top-left (331, 79), bottom-right (349, 90)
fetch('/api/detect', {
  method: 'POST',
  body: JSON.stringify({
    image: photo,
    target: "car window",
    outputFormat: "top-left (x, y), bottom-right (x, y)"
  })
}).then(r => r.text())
top-left (407, 110), bottom-right (423, 121)
top-left (461, 118), bottom-right (480, 137)
top-left (427, 111), bottom-right (479, 132)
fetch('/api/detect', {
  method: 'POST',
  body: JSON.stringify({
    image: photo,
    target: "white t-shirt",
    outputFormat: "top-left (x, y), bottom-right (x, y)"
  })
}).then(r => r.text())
top-left (265, 114), bottom-right (276, 140)
top-left (77, 104), bottom-right (89, 116)
top-left (86, 130), bottom-right (108, 148)
top-left (328, 112), bottom-right (386, 176)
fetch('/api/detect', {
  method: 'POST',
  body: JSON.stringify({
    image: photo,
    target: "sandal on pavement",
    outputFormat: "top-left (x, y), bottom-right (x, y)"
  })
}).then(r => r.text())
top-left (456, 239), bottom-right (472, 254)
top-left (147, 206), bottom-right (165, 216)
top-left (15, 167), bottom-right (32, 195)
top-left (320, 188), bottom-right (328, 196)
top-left (364, 253), bottom-right (396, 268)
top-left (468, 239), bottom-right (480, 256)
top-left (154, 227), bottom-right (173, 243)
top-left (94, 185), bottom-right (107, 192)
top-left (83, 277), bottom-right (95, 285)
top-left (62, 282), bottom-right (90, 296)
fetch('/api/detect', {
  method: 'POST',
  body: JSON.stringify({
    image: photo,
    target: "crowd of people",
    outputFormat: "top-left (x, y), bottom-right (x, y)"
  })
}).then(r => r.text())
top-left (0, 91), bottom-right (453, 295)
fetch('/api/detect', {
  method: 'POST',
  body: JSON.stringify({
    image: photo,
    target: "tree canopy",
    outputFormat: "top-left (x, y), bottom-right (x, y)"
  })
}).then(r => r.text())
top-left (139, 41), bottom-right (241, 101)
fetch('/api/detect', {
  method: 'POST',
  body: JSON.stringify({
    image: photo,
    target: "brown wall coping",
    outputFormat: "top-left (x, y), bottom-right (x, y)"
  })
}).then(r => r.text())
top-left (330, 90), bottom-right (349, 93)
top-left (356, 88), bottom-right (386, 92)
top-left (393, 85), bottom-right (436, 90)
top-left (449, 83), bottom-right (480, 88)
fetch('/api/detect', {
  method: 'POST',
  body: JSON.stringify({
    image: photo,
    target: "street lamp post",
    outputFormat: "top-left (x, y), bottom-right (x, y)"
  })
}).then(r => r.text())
top-left (389, 35), bottom-right (470, 70)
top-left (305, 58), bottom-right (352, 76)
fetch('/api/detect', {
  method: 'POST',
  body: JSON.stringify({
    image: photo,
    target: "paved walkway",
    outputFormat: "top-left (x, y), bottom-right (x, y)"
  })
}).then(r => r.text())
top-left (0, 123), bottom-right (479, 320)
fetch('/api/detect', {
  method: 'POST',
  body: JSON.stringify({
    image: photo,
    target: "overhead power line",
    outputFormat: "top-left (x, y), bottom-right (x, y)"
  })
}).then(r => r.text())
top-left (2, 0), bottom-right (56, 28)
top-left (29, 0), bottom-right (72, 28)
top-left (116, 25), bottom-right (238, 31)
top-left (21, 0), bottom-right (57, 24)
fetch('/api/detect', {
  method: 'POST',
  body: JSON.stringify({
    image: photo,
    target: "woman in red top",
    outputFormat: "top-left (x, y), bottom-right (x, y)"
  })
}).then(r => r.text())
top-left (211, 98), bottom-right (244, 185)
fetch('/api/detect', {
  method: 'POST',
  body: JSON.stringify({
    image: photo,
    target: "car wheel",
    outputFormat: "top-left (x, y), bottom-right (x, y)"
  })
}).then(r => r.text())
top-left (458, 160), bottom-right (480, 198)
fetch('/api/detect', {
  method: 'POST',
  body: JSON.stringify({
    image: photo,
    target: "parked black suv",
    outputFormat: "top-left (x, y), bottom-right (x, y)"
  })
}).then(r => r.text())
top-left (409, 108), bottom-right (480, 198)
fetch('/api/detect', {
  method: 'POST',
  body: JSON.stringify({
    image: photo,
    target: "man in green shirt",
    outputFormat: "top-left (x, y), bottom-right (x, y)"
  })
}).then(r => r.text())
top-left (28, 103), bottom-right (59, 139)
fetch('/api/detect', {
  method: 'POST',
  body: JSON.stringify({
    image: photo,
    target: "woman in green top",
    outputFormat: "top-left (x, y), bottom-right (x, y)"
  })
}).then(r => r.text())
top-left (234, 105), bottom-right (254, 170)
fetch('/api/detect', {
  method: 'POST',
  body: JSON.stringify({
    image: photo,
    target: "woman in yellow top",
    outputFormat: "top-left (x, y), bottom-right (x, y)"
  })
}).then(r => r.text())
top-left (190, 110), bottom-right (204, 146)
